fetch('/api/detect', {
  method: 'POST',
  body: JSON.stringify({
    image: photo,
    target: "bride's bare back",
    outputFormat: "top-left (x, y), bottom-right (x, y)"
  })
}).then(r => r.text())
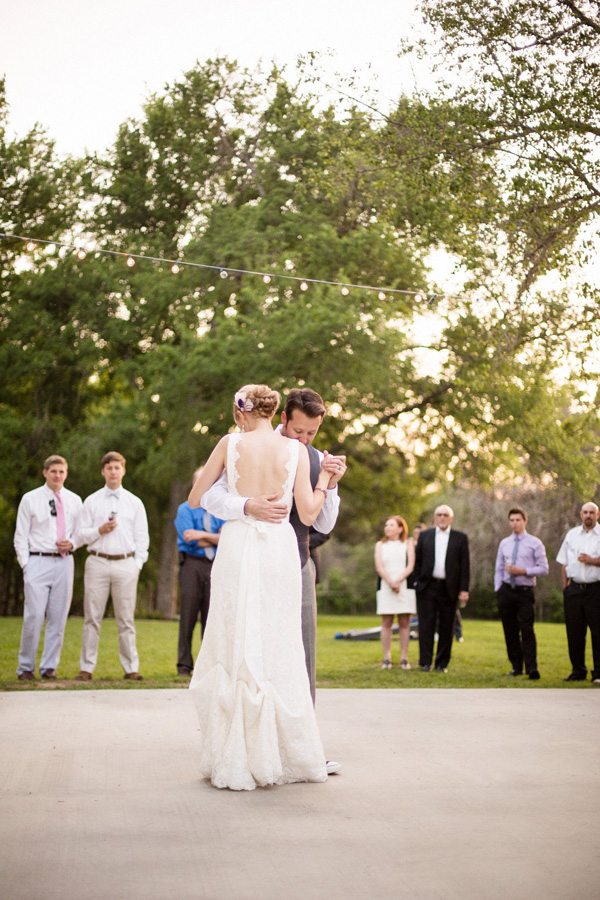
top-left (229, 430), bottom-right (292, 500)
top-left (188, 394), bottom-right (330, 527)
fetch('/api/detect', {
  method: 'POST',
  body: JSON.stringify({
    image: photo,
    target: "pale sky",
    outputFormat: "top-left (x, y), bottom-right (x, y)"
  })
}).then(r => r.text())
top-left (1, 0), bottom-right (423, 157)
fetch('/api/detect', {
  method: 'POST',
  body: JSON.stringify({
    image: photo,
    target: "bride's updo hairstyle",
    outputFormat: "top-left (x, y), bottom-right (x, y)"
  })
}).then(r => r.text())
top-left (234, 384), bottom-right (281, 419)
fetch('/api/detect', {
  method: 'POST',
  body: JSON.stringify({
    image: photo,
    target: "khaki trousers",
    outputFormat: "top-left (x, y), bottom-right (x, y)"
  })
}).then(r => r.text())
top-left (80, 555), bottom-right (140, 674)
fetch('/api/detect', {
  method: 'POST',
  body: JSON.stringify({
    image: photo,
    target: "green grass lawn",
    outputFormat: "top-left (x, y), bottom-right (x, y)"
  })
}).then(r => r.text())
top-left (0, 615), bottom-right (595, 690)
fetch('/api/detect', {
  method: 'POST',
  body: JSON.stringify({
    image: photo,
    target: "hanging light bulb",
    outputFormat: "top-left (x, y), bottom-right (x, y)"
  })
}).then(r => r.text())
top-left (341, 286), bottom-right (349, 296)
top-left (26, 241), bottom-right (36, 252)
top-left (300, 281), bottom-right (309, 291)
top-left (76, 248), bottom-right (86, 260)
top-left (263, 274), bottom-right (271, 284)
top-left (219, 269), bottom-right (228, 279)
top-left (126, 256), bottom-right (135, 268)
top-left (378, 291), bottom-right (386, 301)
top-left (171, 264), bottom-right (180, 274)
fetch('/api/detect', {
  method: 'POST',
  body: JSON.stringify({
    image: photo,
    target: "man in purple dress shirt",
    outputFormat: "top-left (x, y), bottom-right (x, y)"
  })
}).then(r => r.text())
top-left (494, 507), bottom-right (549, 680)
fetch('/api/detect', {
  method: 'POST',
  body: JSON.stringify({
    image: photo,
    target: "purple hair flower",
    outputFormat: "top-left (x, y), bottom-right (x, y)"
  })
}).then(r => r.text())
top-left (234, 391), bottom-right (254, 413)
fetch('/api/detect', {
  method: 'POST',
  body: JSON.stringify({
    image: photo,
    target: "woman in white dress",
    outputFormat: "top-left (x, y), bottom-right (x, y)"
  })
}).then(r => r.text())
top-left (187, 384), bottom-right (330, 791)
top-left (375, 516), bottom-right (416, 670)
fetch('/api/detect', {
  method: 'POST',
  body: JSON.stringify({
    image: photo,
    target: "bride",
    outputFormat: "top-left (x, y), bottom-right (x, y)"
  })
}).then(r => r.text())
top-left (187, 384), bottom-right (330, 791)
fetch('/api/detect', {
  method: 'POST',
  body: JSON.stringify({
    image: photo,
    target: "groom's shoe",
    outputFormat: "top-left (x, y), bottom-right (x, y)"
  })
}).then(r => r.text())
top-left (326, 760), bottom-right (341, 775)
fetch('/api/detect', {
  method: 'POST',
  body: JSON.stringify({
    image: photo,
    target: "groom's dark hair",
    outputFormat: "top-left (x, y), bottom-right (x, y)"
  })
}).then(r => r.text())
top-left (284, 388), bottom-right (326, 420)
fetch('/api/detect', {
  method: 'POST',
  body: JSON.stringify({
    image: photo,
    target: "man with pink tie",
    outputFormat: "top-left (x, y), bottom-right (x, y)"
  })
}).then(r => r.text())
top-left (14, 455), bottom-right (82, 680)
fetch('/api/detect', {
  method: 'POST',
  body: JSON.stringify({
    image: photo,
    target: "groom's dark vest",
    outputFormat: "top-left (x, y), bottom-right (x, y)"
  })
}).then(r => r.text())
top-left (289, 443), bottom-right (321, 567)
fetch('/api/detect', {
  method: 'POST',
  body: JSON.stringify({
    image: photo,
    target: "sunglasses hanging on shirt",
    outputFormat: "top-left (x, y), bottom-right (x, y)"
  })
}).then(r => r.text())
top-left (49, 498), bottom-right (57, 517)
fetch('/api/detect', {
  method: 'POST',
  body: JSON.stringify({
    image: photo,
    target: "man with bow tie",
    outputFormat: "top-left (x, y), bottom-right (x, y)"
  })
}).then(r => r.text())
top-left (75, 451), bottom-right (149, 681)
top-left (14, 454), bottom-right (83, 680)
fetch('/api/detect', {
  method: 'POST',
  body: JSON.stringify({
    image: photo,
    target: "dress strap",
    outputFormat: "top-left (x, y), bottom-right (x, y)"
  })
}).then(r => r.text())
top-left (283, 438), bottom-right (299, 507)
top-left (227, 433), bottom-right (243, 496)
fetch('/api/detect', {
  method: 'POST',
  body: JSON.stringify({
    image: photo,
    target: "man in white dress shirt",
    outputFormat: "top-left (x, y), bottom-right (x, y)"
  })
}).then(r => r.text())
top-left (556, 502), bottom-right (600, 684)
top-left (75, 451), bottom-right (149, 681)
top-left (14, 455), bottom-right (82, 680)
top-left (202, 388), bottom-right (345, 773)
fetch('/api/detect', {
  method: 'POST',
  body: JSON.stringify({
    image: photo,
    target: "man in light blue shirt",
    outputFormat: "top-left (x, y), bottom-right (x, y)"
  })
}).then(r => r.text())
top-left (494, 507), bottom-right (548, 680)
top-left (175, 469), bottom-right (225, 677)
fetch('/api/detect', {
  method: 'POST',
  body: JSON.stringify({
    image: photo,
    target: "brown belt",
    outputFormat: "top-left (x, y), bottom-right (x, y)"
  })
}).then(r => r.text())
top-left (88, 550), bottom-right (134, 561)
top-left (29, 551), bottom-right (71, 557)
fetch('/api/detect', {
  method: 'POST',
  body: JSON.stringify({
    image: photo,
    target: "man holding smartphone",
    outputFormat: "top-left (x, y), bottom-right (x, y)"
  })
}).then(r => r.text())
top-left (75, 451), bottom-right (149, 681)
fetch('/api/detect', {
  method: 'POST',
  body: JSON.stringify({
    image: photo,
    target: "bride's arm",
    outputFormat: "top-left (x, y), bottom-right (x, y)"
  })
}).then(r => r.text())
top-left (188, 437), bottom-right (228, 509)
top-left (293, 443), bottom-right (331, 526)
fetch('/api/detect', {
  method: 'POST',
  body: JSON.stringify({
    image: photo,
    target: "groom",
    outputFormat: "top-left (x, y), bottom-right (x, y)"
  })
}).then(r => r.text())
top-left (202, 388), bottom-right (346, 770)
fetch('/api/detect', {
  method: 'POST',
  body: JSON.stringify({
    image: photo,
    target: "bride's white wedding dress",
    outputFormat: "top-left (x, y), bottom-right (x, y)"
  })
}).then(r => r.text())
top-left (189, 432), bottom-right (327, 790)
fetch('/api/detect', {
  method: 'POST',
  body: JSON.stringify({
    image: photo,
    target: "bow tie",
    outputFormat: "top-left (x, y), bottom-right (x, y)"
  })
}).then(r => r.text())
top-left (107, 492), bottom-right (120, 499)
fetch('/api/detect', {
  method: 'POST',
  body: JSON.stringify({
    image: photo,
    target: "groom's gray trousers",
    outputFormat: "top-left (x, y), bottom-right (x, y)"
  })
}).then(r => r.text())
top-left (301, 557), bottom-right (317, 705)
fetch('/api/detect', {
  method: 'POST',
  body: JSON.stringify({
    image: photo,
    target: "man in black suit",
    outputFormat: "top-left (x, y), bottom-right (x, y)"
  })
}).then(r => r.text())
top-left (413, 505), bottom-right (470, 672)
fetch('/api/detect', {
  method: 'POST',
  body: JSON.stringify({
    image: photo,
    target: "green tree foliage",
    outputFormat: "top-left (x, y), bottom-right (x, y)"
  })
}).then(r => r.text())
top-left (408, 0), bottom-right (600, 289)
top-left (2, 54), bottom-right (600, 614)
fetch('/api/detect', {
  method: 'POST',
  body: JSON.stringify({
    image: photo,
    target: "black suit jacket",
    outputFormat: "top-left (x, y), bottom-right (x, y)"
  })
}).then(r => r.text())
top-left (413, 527), bottom-right (470, 601)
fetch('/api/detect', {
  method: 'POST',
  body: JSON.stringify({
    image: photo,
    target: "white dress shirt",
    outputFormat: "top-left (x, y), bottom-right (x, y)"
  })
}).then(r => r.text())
top-left (75, 485), bottom-right (149, 569)
top-left (14, 484), bottom-right (83, 568)
top-left (201, 426), bottom-right (340, 534)
top-left (556, 524), bottom-right (600, 583)
top-left (432, 526), bottom-right (451, 579)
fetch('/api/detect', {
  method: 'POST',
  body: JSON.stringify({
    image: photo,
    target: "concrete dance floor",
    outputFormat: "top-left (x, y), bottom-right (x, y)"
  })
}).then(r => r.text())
top-left (1, 688), bottom-right (598, 900)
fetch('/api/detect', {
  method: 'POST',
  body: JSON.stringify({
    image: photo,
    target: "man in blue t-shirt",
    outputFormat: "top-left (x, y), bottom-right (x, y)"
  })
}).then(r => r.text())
top-left (174, 470), bottom-right (225, 677)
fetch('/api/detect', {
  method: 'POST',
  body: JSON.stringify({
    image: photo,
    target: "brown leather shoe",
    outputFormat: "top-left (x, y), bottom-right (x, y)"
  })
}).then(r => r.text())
top-left (123, 672), bottom-right (144, 681)
top-left (75, 671), bottom-right (93, 681)
top-left (18, 671), bottom-right (35, 681)
top-left (41, 670), bottom-right (57, 679)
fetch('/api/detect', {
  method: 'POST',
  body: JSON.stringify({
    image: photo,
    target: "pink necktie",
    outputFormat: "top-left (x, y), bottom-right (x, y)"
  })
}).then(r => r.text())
top-left (55, 491), bottom-right (66, 557)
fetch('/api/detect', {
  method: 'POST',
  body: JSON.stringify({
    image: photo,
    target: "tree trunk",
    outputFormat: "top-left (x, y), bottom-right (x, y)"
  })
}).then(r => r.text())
top-left (155, 479), bottom-right (188, 619)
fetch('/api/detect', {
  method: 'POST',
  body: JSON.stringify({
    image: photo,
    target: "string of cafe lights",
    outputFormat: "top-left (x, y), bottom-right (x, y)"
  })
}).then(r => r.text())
top-left (0, 231), bottom-right (469, 304)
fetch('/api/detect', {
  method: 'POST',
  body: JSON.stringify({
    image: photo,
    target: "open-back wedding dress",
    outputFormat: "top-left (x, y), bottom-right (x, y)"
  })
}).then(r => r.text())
top-left (189, 432), bottom-right (327, 790)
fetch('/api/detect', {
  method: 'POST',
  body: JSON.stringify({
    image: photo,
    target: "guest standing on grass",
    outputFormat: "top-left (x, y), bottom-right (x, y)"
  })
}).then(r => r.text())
top-left (175, 468), bottom-right (225, 677)
top-left (556, 502), bottom-right (600, 685)
top-left (494, 507), bottom-right (548, 681)
top-left (14, 455), bottom-right (82, 681)
top-left (74, 452), bottom-right (149, 682)
top-left (413, 505), bottom-right (470, 673)
top-left (375, 516), bottom-right (415, 670)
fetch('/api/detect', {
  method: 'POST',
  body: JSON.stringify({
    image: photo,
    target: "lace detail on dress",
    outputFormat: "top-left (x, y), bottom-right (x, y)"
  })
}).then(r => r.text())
top-left (282, 438), bottom-right (299, 511)
top-left (227, 432), bottom-right (242, 497)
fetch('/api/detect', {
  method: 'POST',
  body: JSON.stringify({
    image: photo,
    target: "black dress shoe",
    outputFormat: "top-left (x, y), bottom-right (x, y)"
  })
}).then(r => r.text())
top-left (528, 670), bottom-right (540, 680)
top-left (505, 669), bottom-right (523, 676)
top-left (434, 666), bottom-right (448, 673)
top-left (420, 665), bottom-right (431, 672)
top-left (563, 673), bottom-right (586, 681)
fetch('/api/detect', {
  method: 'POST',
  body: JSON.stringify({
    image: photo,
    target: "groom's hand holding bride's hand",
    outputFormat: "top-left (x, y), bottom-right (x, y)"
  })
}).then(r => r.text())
top-left (244, 495), bottom-right (288, 523)
top-left (321, 451), bottom-right (347, 489)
